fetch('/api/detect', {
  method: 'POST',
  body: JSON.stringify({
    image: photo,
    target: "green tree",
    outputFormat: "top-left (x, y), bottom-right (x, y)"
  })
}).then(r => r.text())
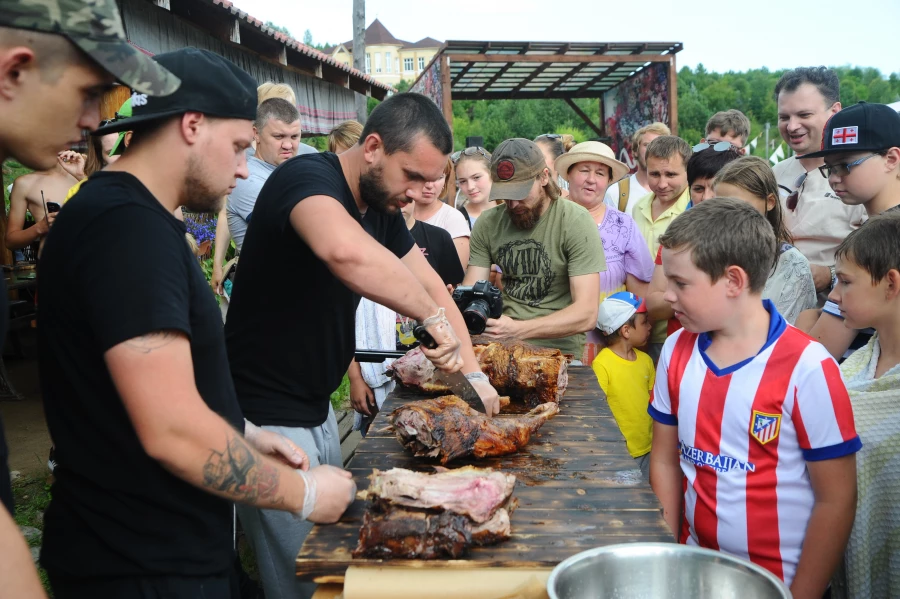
top-left (265, 21), bottom-right (292, 38)
top-left (303, 29), bottom-right (313, 46)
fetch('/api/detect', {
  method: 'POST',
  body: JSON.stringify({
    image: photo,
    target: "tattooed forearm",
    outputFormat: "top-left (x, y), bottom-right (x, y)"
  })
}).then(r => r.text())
top-left (124, 330), bottom-right (180, 354)
top-left (202, 432), bottom-right (282, 506)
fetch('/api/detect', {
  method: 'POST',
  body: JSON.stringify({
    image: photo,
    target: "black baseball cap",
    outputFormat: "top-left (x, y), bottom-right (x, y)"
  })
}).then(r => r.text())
top-left (801, 101), bottom-right (900, 159)
top-left (95, 47), bottom-right (257, 135)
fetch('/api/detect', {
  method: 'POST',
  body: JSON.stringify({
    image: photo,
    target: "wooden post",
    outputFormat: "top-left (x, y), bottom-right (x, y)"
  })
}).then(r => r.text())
top-left (352, 0), bottom-right (367, 124)
top-left (668, 55), bottom-right (679, 136)
top-left (598, 96), bottom-right (606, 137)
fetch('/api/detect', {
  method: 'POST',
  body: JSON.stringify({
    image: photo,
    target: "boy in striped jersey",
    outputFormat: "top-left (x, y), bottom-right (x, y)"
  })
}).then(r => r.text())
top-left (649, 199), bottom-right (860, 599)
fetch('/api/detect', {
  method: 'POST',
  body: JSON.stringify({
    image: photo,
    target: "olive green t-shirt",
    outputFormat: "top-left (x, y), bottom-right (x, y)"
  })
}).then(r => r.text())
top-left (469, 199), bottom-right (606, 357)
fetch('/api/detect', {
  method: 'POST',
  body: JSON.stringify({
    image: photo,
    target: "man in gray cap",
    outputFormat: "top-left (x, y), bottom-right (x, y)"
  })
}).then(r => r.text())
top-left (463, 138), bottom-right (605, 359)
top-left (0, 2), bottom-right (177, 596)
top-left (37, 47), bottom-right (355, 598)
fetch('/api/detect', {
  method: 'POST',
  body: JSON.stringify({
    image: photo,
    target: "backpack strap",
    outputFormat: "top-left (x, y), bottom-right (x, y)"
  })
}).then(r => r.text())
top-left (617, 177), bottom-right (630, 212)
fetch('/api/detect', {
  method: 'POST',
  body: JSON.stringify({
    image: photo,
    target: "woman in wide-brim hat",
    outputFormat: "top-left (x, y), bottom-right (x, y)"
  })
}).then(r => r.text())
top-left (556, 141), bottom-right (656, 364)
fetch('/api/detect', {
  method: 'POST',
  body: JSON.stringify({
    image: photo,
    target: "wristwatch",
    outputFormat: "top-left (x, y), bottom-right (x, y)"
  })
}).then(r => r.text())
top-left (829, 265), bottom-right (837, 290)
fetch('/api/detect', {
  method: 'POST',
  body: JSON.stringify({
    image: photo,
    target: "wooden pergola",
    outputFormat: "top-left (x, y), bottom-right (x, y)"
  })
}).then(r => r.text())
top-left (410, 40), bottom-right (683, 146)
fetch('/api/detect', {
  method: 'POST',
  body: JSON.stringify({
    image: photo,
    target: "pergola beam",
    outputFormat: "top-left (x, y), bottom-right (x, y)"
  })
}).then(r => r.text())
top-left (445, 53), bottom-right (669, 64)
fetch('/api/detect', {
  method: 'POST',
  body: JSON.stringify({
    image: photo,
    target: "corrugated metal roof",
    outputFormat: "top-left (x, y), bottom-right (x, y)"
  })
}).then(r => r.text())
top-left (423, 40), bottom-right (682, 100)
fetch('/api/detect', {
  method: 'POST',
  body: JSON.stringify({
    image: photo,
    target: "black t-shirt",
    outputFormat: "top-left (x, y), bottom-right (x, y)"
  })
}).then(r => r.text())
top-left (0, 276), bottom-right (11, 515)
top-left (410, 220), bottom-right (465, 286)
top-left (225, 153), bottom-right (414, 427)
top-left (37, 172), bottom-right (244, 579)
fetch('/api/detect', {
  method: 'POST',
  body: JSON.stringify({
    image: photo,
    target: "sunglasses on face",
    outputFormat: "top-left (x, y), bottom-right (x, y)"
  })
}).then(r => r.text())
top-left (451, 146), bottom-right (491, 164)
top-left (785, 172), bottom-right (808, 211)
top-left (692, 140), bottom-right (739, 152)
top-left (818, 153), bottom-right (882, 178)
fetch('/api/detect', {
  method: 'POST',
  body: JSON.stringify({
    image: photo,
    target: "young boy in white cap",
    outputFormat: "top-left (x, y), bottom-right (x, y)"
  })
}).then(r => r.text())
top-left (592, 291), bottom-right (654, 480)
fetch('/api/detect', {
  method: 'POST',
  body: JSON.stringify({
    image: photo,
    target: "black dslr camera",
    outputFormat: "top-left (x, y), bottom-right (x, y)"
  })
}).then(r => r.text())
top-left (452, 280), bottom-right (503, 335)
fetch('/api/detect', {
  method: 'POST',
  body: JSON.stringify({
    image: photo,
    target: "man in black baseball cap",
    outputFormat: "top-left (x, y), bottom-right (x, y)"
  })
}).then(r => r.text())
top-left (37, 47), bottom-right (356, 598)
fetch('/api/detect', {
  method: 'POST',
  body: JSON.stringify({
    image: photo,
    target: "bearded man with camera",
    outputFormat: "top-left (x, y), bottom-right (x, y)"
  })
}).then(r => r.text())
top-left (463, 138), bottom-right (605, 362)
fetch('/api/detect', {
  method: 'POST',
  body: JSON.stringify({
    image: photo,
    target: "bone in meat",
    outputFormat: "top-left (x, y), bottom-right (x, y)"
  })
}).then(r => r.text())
top-left (390, 395), bottom-right (559, 464)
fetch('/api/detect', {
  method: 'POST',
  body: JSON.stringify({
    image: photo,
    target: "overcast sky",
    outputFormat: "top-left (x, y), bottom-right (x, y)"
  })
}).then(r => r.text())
top-left (232, 0), bottom-right (898, 76)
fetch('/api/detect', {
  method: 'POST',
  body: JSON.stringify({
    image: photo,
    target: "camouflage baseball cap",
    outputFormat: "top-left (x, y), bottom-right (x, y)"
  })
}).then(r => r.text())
top-left (0, 0), bottom-right (180, 97)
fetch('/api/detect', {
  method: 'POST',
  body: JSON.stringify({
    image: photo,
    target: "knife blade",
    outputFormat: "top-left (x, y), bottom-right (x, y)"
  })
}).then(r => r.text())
top-left (413, 325), bottom-right (487, 413)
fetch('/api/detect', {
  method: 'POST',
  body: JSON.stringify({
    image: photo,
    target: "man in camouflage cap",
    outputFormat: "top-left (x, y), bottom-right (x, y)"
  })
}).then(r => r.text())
top-left (0, 2), bottom-right (177, 597)
top-left (0, 0), bottom-right (180, 170)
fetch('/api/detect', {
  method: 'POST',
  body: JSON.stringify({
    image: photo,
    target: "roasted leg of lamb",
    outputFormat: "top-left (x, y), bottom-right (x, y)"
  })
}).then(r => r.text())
top-left (387, 339), bottom-right (570, 406)
top-left (390, 395), bottom-right (559, 464)
top-left (353, 467), bottom-right (516, 560)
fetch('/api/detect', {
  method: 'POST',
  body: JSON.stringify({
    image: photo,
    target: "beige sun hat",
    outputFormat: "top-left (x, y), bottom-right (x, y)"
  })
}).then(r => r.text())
top-left (555, 141), bottom-right (630, 183)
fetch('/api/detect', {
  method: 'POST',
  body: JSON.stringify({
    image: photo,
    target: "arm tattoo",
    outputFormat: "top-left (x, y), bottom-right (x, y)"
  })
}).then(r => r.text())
top-left (124, 331), bottom-right (179, 354)
top-left (202, 431), bottom-right (282, 506)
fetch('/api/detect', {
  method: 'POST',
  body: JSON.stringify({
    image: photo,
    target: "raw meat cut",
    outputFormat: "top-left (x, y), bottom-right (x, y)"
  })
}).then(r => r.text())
top-left (363, 466), bottom-right (516, 523)
top-left (390, 395), bottom-right (559, 464)
top-left (352, 466), bottom-right (517, 560)
top-left (387, 339), bottom-right (570, 407)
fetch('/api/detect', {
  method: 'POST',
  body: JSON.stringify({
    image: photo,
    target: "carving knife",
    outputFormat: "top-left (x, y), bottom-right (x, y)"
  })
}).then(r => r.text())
top-left (413, 325), bottom-right (487, 413)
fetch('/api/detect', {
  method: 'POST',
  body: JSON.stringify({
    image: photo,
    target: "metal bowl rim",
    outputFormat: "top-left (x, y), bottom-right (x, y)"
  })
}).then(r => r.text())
top-left (546, 542), bottom-right (791, 598)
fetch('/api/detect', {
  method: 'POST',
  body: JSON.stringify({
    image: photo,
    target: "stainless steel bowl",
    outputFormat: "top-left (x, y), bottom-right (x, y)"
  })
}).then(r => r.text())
top-left (547, 543), bottom-right (792, 599)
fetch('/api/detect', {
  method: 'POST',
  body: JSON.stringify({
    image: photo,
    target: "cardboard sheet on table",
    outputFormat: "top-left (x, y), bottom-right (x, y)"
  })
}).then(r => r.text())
top-left (343, 567), bottom-right (550, 599)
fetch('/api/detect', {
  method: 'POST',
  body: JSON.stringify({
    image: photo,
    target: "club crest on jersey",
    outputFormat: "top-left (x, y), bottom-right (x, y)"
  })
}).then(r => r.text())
top-left (750, 411), bottom-right (781, 445)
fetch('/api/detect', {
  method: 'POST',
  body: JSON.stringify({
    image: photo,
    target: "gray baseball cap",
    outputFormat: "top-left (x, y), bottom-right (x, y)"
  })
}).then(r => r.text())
top-left (489, 138), bottom-right (548, 201)
top-left (0, 0), bottom-right (180, 97)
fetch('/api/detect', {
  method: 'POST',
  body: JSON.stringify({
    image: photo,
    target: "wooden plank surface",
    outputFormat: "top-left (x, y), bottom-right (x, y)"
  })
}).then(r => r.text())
top-left (297, 366), bottom-right (672, 582)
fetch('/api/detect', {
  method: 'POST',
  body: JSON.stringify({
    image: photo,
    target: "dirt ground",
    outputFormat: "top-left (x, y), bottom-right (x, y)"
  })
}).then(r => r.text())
top-left (1, 331), bottom-right (52, 478)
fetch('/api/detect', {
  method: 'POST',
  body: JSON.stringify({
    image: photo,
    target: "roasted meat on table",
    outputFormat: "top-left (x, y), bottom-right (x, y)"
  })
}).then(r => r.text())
top-left (353, 467), bottom-right (516, 560)
top-left (390, 395), bottom-right (559, 464)
top-left (387, 339), bottom-right (570, 406)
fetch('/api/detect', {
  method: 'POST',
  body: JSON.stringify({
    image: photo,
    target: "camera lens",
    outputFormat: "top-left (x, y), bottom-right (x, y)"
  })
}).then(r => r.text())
top-left (463, 299), bottom-right (491, 335)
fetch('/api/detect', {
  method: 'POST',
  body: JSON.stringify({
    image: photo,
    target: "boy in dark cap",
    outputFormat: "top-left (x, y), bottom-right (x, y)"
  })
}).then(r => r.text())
top-left (37, 47), bottom-right (356, 598)
top-left (799, 102), bottom-right (900, 361)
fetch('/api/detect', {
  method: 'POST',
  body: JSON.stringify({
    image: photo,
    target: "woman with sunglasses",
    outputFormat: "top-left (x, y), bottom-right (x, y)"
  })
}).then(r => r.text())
top-left (453, 147), bottom-right (495, 229)
top-left (412, 159), bottom-right (470, 269)
top-left (535, 134), bottom-right (575, 197)
top-left (555, 141), bottom-right (655, 364)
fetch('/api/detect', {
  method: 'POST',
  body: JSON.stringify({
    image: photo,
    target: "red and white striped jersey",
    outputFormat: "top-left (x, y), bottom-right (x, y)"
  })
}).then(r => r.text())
top-left (649, 301), bottom-right (861, 586)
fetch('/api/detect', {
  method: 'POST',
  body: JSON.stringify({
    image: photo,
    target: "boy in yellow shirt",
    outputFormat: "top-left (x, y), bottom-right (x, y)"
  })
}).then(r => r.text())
top-left (591, 291), bottom-right (655, 480)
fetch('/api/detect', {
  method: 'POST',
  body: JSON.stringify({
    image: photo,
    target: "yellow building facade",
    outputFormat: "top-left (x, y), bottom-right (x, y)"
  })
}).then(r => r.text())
top-left (327, 19), bottom-right (440, 87)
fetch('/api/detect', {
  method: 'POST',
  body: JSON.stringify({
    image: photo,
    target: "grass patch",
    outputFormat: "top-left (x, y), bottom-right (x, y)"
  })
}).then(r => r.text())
top-left (12, 475), bottom-right (53, 595)
top-left (330, 373), bottom-right (351, 411)
top-left (3, 159), bottom-right (33, 212)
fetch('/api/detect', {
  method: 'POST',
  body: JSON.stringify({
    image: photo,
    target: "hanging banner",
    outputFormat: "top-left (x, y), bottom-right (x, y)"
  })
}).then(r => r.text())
top-left (602, 63), bottom-right (670, 165)
top-left (409, 58), bottom-right (443, 109)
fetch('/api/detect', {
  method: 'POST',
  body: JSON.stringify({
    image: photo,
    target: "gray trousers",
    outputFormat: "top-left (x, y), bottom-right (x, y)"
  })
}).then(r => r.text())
top-left (236, 406), bottom-right (342, 599)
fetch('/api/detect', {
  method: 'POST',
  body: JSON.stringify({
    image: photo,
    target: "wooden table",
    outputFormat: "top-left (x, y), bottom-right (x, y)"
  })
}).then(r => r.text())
top-left (296, 366), bottom-right (672, 583)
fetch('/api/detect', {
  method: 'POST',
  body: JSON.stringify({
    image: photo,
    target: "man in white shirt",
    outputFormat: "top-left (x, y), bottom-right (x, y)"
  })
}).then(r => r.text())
top-left (604, 122), bottom-right (670, 215)
top-left (772, 67), bottom-right (867, 303)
